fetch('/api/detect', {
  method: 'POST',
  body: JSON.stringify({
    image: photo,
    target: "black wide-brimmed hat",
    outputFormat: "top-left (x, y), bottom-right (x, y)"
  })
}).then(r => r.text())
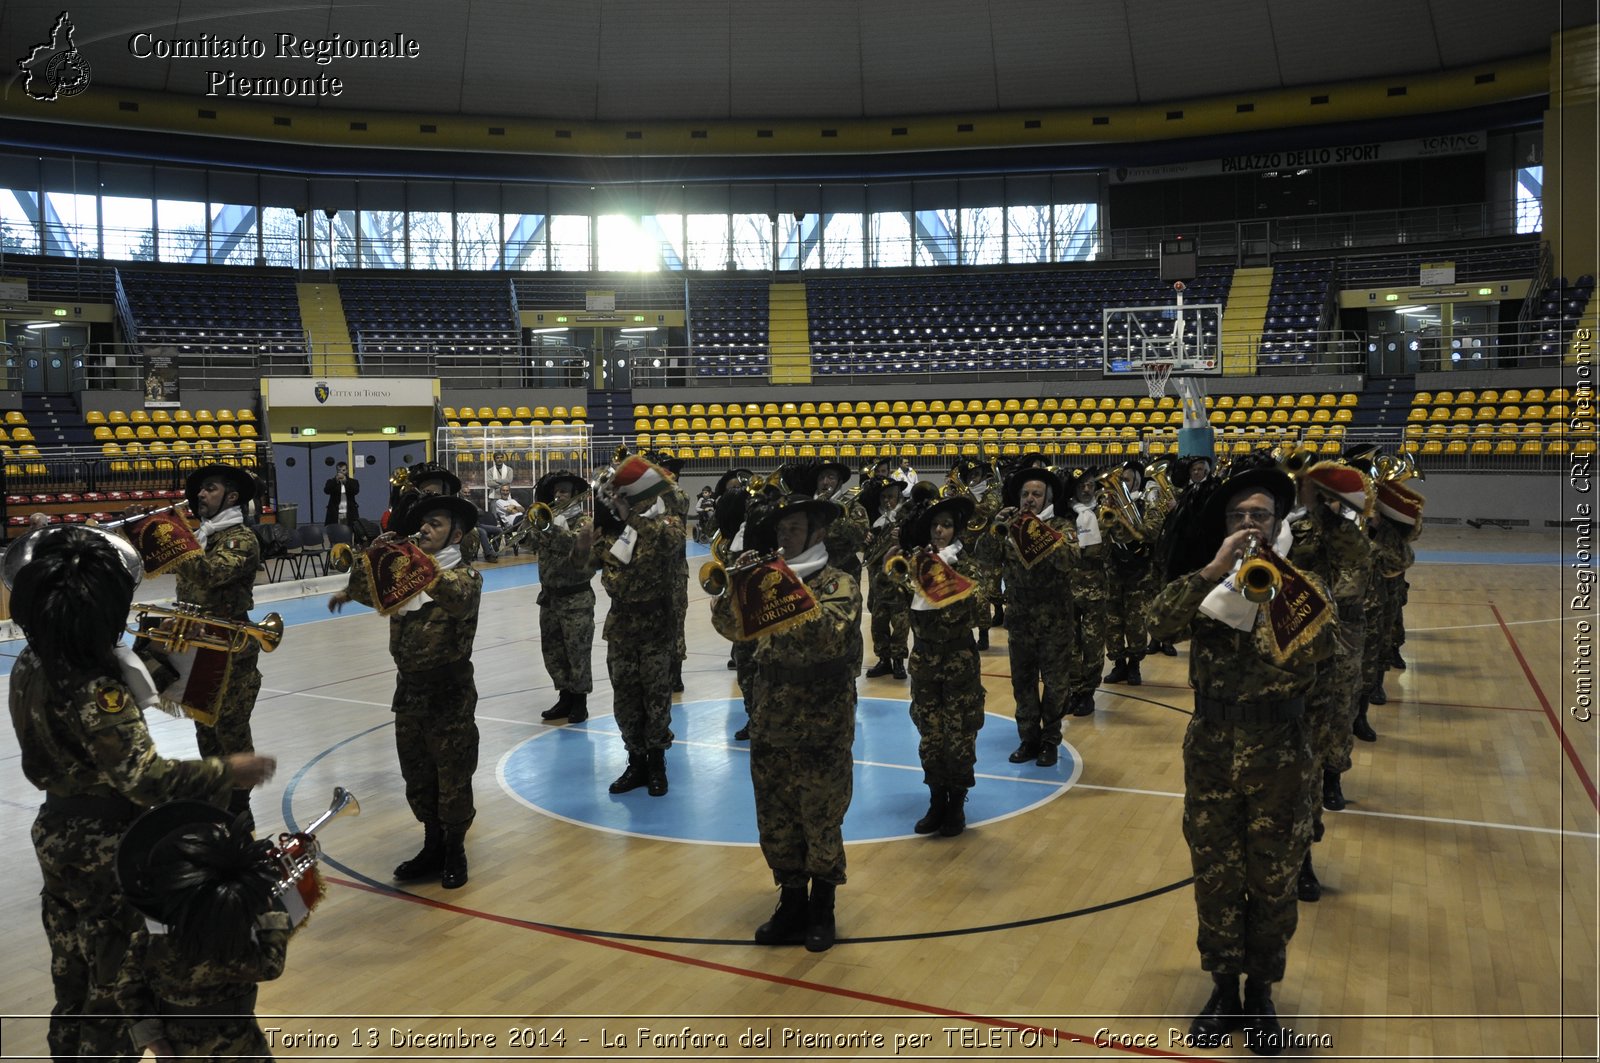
top-left (814, 460), bottom-right (852, 486)
top-left (116, 799), bottom-right (234, 921)
top-left (407, 461), bottom-right (462, 496)
top-left (1001, 466), bottom-right (1063, 508)
top-left (713, 490), bottom-right (748, 540)
top-left (647, 451), bottom-right (686, 476)
top-left (1165, 465), bottom-right (1293, 581)
top-left (183, 463), bottom-right (257, 508)
top-left (952, 457), bottom-right (994, 483)
top-left (859, 476), bottom-right (905, 522)
top-left (533, 471), bottom-right (588, 506)
top-left (754, 492), bottom-right (841, 537)
top-left (397, 494), bottom-right (479, 537)
top-left (899, 495), bottom-right (976, 551)
top-left (714, 468), bottom-right (754, 498)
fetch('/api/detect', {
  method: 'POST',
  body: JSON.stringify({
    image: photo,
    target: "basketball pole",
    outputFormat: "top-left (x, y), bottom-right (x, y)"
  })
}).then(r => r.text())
top-left (1170, 280), bottom-right (1215, 461)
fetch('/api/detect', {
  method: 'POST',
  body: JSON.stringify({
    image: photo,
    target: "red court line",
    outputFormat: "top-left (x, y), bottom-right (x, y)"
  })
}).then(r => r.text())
top-left (328, 876), bottom-right (1208, 1062)
top-left (1490, 603), bottom-right (1598, 810)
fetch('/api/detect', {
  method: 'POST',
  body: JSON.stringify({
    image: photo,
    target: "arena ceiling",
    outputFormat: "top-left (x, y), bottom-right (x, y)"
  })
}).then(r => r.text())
top-left (0, 0), bottom-right (1584, 123)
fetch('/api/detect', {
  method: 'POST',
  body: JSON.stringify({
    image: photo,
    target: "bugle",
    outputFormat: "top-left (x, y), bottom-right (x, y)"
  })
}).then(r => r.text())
top-left (699, 549), bottom-right (780, 597)
top-left (91, 499), bottom-right (191, 531)
top-left (884, 551), bottom-right (914, 589)
top-left (330, 531), bottom-right (425, 574)
top-left (270, 786), bottom-right (360, 926)
top-left (1274, 443), bottom-right (1317, 482)
top-left (1375, 450), bottom-right (1424, 483)
top-left (1236, 533), bottom-right (1281, 603)
top-left (133, 601), bottom-right (284, 655)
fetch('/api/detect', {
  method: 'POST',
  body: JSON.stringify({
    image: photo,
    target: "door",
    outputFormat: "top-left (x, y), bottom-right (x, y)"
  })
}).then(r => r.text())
top-left (272, 443), bottom-right (313, 528)
top-left (350, 444), bottom-right (388, 525)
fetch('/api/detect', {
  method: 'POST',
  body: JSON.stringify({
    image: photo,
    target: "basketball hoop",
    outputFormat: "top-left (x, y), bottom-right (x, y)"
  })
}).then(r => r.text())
top-left (1142, 360), bottom-right (1173, 400)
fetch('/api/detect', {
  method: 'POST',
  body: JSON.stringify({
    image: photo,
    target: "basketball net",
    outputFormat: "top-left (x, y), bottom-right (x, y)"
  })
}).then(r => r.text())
top-left (1142, 360), bottom-right (1173, 400)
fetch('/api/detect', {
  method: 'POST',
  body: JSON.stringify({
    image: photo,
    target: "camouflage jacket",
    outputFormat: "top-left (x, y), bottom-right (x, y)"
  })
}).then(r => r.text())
top-left (136, 910), bottom-right (290, 1010)
top-left (1370, 519), bottom-right (1415, 580)
top-left (529, 515), bottom-right (597, 590)
top-left (8, 649), bottom-right (233, 804)
top-left (908, 552), bottom-right (986, 646)
top-left (972, 511), bottom-right (1079, 613)
top-left (1148, 569), bottom-right (1338, 704)
top-left (174, 524), bottom-right (260, 621)
top-left (825, 500), bottom-right (870, 572)
top-left (1289, 503), bottom-right (1373, 606)
top-left (345, 563), bottom-right (482, 672)
top-left (586, 512), bottom-right (685, 642)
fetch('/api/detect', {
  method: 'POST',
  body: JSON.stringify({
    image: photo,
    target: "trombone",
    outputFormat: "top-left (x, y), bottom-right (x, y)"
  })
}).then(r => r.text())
top-left (1236, 533), bottom-right (1282, 603)
top-left (133, 601), bottom-right (284, 655)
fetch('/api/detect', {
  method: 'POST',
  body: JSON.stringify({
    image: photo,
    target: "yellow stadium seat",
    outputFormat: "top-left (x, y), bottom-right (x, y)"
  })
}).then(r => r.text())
top-left (1500, 389), bottom-right (1523, 403)
top-left (85, 410), bottom-right (107, 425)
top-left (130, 410), bottom-right (152, 424)
top-left (135, 425), bottom-right (156, 440)
top-left (93, 425), bottom-right (115, 442)
top-left (107, 410), bottom-right (128, 424)
top-left (197, 424), bottom-right (218, 439)
top-left (114, 425), bottom-right (135, 441)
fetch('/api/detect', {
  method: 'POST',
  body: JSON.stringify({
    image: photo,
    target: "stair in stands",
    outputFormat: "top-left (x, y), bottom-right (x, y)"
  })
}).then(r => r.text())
top-left (1351, 375), bottom-right (1416, 430)
top-left (19, 393), bottom-right (78, 448)
top-left (296, 282), bottom-right (358, 377)
top-left (767, 283), bottom-right (812, 384)
top-left (1218, 266), bottom-right (1273, 374)
top-left (585, 389), bottom-right (634, 445)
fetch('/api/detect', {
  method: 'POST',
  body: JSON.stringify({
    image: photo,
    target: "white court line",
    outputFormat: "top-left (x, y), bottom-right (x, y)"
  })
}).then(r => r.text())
top-left (266, 688), bottom-right (1597, 840)
top-left (1409, 616), bottom-right (1562, 633)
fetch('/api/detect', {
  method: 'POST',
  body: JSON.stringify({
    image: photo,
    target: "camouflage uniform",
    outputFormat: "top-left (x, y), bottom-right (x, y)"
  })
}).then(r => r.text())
top-left (1103, 496), bottom-right (1165, 663)
top-left (1148, 568), bottom-right (1337, 982)
top-left (862, 509), bottom-right (912, 665)
top-left (662, 483), bottom-right (692, 669)
top-left (1289, 504), bottom-right (1373, 781)
top-left (1067, 504), bottom-right (1109, 703)
top-left (9, 649), bottom-right (234, 1061)
top-left (825, 495), bottom-right (870, 672)
top-left (528, 513), bottom-right (597, 697)
top-left (907, 553), bottom-right (987, 787)
top-left (131, 909), bottom-right (291, 1060)
top-left (344, 562), bottom-right (483, 831)
top-left (712, 563), bottom-right (861, 886)
top-left (587, 509), bottom-right (684, 755)
top-left (973, 511), bottom-right (1078, 750)
top-left (172, 521), bottom-right (263, 822)
top-left (1362, 522), bottom-right (1413, 694)
top-left (967, 485), bottom-right (1004, 634)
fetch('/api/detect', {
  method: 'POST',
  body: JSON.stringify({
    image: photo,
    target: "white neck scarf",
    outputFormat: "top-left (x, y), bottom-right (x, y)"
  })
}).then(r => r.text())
top-left (969, 481), bottom-right (990, 500)
top-left (1035, 503), bottom-right (1055, 522)
top-left (787, 539), bottom-right (830, 580)
top-left (609, 498), bottom-right (665, 564)
top-left (1073, 503), bottom-right (1102, 547)
top-left (393, 544), bottom-right (461, 615)
top-left (196, 506), bottom-right (244, 549)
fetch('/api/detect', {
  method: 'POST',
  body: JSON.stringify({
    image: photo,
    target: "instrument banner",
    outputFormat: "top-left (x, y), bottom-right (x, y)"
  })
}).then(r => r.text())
top-left (911, 549), bottom-right (977, 608)
top-left (1258, 551), bottom-right (1335, 666)
top-left (726, 557), bottom-right (820, 640)
top-left (131, 511), bottom-right (203, 577)
top-left (157, 639), bottom-right (232, 726)
top-left (1008, 512), bottom-right (1066, 569)
top-left (359, 541), bottom-right (440, 616)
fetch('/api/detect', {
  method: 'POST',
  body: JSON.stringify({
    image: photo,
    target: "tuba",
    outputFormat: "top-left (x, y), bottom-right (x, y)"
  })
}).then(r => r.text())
top-left (1093, 468), bottom-right (1147, 542)
top-left (1237, 532), bottom-right (1282, 603)
top-left (1144, 458), bottom-right (1176, 510)
top-left (1375, 450), bottom-right (1424, 484)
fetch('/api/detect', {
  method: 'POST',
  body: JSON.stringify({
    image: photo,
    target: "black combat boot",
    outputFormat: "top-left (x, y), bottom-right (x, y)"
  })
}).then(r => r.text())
top-left (440, 827), bottom-right (469, 890)
top-left (1296, 853), bottom-right (1320, 902)
top-left (1188, 973), bottom-right (1240, 1046)
top-left (976, 628), bottom-right (990, 650)
top-left (1071, 691), bottom-right (1095, 716)
top-left (1160, 640), bottom-right (1177, 657)
top-left (1240, 978), bottom-right (1284, 1055)
top-left (1352, 697), bottom-right (1377, 743)
top-left (940, 788), bottom-right (967, 837)
top-left (670, 660), bottom-right (684, 693)
top-left (865, 658), bottom-right (894, 678)
top-left (991, 602), bottom-right (1005, 627)
top-left (1008, 740), bottom-right (1041, 764)
top-left (1367, 681), bottom-right (1388, 706)
top-left (1104, 657), bottom-right (1131, 684)
top-left (1126, 655), bottom-right (1144, 685)
top-left (645, 749), bottom-right (668, 797)
top-left (608, 754), bottom-right (649, 794)
top-left (754, 885), bottom-right (808, 945)
top-left (565, 693), bottom-right (589, 724)
top-left (891, 658), bottom-right (907, 680)
top-left (1390, 647), bottom-right (1407, 669)
top-left (1036, 743), bottom-right (1059, 767)
top-left (734, 719), bottom-right (751, 741)
top-left (1322, 769), bottom-right (1346, 811)
top-left (914, 787), bottom-right (947, 834)
top-left (393, 821), bottom-right (444, 882)
top-left (540, 692), bottom-right (571, 721)
top-left (805, 879), bottom-right (837, 952)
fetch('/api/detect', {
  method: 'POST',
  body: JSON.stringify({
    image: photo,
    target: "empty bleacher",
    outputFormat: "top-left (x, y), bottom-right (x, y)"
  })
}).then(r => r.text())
top-left (1257, 260), bottom-right (1334, 365)
top-left (688, 278), bottom-right (770, 376)
top-left (1404, 386), bottom-right (1591, 461)
top-left (120, 268), bottom-right (306, 355)
top-left (340, 275), bottom-right (520, 358)
top-left (1332, 239), bottom-right (1542, 289)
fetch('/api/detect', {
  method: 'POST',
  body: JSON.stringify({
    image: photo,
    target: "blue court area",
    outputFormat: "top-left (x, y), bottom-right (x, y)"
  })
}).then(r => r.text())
top-left (1414, 549), bottom-right (1575, 566)
top-left (497, 697), bottom-right (1080, 845)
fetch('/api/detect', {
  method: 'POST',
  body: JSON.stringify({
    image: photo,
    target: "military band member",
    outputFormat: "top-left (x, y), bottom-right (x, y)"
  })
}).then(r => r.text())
top-left (1065, 470), bottom-right (1109, 716)
top-left (531, 471), bottom-right (599, 724)
top-left (710, 493), bottom-right (861, 952)
top-left (330, 493), bottom-right (483, 889)
top-left (973, 467), bottom-right (1078, 767)
top-left (1148, 465), bottom-right (1338, 1052)
top-left (861, 475), bottom-right (912, 680)
top-left (952, 459), bottom-right (1003, 648)
top-left (575, 456), bottom-right (684, 797)
top-left (8, 527), bottom-right (275, 1062)
top-left (1286, 462), bottom-right (1375, 902)
top-left (168, 462), bottom-right (267, 830)
top-left (1357, 480), bottom-right (1422, 736)
top-left (1103, 461), bottom-right (1162, 686)
top-left (713, 469), bottom-right (760, 740)
top-left (892, 494), bottom-right (987, 836)
top-left (649, 453), bottom-right (692, 694)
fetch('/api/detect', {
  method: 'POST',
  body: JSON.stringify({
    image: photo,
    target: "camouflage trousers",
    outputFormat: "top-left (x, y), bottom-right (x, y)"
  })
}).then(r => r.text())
top-left (750, 740), bottom-right (853, 887)
top-left (1310, 622), bottom-right (1364, 777)
top-left (159, 1015), bottom-right (271, 1062)
top-left (538, 586), bottom-right (595, 694)
top-left (908, 646), bottom-right (985, 788)
top-left (732, 639), bottom-right (758, 716)
top-left (672, 559), bottom-right (689, 664)
top-left (194, 648), bottom-right (262, 827)
top-left (1182, 712), bottom-right (1316, 982)
top-left (393, 662), bottom-right (479, 832)
top-left (974, 565), bottom-right (1000, 630)
top-left (606, 636), bottom-right (674, 754)
top-left (1361, 582), bottom-right (1398, 691)
top-left (1007, 612), bottom-right (1072, 746)
top-left (1104, 563), bottom-right (1154, 660)
top-left (867, 578), bottom-right (911, 662)
top-left (33, 809), bottom-right (144, 1063)
top-left (1068, 595), bottom-right (1108, 697)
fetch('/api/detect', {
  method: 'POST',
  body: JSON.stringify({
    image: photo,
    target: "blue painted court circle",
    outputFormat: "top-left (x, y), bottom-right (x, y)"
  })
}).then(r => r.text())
top-left (497, 697), bottom-right (1080, 845)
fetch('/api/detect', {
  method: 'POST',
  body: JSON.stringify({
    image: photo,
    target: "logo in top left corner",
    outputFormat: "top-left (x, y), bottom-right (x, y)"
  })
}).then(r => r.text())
top-left (17, 12), bottom-right (92, 102)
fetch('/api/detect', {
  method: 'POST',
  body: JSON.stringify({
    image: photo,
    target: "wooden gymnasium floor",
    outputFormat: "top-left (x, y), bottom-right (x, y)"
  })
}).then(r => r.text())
top-left (0, 526), bottom-right (1594, 1062)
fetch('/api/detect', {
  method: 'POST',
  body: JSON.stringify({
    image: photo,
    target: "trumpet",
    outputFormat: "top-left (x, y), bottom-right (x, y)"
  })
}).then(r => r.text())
top-left (528, 501), bottom-right (555, 532)
top-left (1237, 533), bottom-right (1282, 603)
top-left (329, 531), bottom-right (425, 574)
top-left (1274, 443), bottom-right (1317, 482)
top-left (133, 602), bottom-right (284, 654)
top-left (91, 499), bottom-right (191, 531)
top-left (699, 549), bottom-right (781, 597)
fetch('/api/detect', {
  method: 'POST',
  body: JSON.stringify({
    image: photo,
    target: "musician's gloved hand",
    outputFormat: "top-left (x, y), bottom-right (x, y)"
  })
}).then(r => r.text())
top-left (226, 753), bottom-right (278, 789)
top-left (994, 506), bottom-right (1019, 525)
top-left (1201, 529), bottom-right (1257, 583)
top-left (328, 591), bottom-right (351, 614)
